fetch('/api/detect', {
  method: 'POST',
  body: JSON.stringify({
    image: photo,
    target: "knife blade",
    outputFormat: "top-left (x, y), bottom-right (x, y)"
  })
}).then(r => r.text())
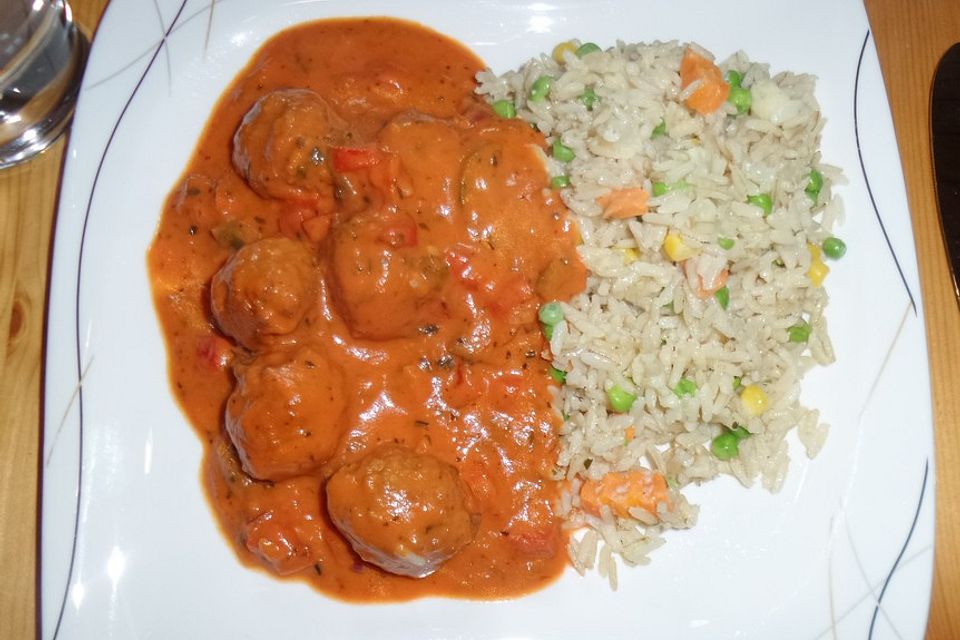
top-left (932, 42), bottom-right (960, 303)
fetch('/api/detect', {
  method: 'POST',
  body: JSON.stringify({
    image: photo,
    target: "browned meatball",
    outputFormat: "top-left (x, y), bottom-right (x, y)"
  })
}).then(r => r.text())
top-left (241, 475), bottom-right (329, 575)
top-left (329, 209), bottom-right (446, 340)
top-left (233, 89), bottom-right (348, 204)
top-left (210, 237), bottom-right (318, 351)
top-left (226, 346), bottom-right (346, 481)
top-left (325, 445), bottom-right (478, 577)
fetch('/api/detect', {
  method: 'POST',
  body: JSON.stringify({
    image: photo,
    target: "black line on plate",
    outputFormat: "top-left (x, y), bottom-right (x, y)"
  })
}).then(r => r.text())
top-left (47, 2), bottom-right (191, 638)
top-left (87, 0), bottom-right (226, 91)
top-left (204, 0), bottom-right (215, 57)
top-left (867, 459), bottom-right (929, 639)
top-left (149, 0), bottom-right (173, 92)
top-left (853, 30), bottom-right (917, 315)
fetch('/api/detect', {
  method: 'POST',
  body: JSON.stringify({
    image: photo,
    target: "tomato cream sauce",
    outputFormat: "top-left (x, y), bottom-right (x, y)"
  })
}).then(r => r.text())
top-left (148, 17), bottom-right (586, 601)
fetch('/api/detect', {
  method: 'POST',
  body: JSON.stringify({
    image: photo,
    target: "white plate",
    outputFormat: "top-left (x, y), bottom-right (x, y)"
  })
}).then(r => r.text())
top-left (42, 0), bottom-right (935, 638)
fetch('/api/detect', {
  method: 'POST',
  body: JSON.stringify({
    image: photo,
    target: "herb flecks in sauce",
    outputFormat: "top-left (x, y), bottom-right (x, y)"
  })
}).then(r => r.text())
top-left (148, 18), bottom-right (585, 602)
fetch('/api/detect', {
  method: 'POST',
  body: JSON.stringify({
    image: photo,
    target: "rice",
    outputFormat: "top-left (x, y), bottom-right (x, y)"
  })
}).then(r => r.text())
top-left (477, 40), bottom-right (842, 582)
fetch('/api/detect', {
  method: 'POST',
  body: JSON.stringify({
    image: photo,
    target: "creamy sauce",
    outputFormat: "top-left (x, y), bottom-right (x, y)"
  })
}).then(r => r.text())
top-left (148, 17), bottom-right (586, 601)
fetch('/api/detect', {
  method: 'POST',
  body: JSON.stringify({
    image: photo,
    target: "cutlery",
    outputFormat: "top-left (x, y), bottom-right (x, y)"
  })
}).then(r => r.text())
top-left (932, 42), bottom-right (960, 302)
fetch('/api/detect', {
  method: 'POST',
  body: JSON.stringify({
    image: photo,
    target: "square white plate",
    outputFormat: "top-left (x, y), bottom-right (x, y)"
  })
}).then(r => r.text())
top-left (42, 0), bottom-right (934, 638)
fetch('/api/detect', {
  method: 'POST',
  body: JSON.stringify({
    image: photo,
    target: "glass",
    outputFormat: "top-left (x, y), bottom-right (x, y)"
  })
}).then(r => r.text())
top-left (0, 0), bottom-right (87, 169)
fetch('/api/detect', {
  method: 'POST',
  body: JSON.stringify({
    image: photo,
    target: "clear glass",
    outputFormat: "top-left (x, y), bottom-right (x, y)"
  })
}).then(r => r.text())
top-left (0, 0), bottom-right (87, 169)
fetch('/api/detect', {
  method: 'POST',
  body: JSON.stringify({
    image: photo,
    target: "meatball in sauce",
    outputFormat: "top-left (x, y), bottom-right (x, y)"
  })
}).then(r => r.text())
top-left (326, 445), bottom-right (478, 578)
top-left (148, 18), bottom-right (586, 602)
top-left (210, 237), bottom-right (319, 351)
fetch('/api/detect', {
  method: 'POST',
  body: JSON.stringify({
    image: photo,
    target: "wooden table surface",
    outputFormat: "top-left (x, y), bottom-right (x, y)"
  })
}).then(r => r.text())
top-left (1, 0), bottom-right (958, 637)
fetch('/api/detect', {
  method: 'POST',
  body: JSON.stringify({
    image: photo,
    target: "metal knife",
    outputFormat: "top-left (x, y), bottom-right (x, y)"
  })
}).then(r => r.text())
top-left (932, 42), bottom-right (960, 302)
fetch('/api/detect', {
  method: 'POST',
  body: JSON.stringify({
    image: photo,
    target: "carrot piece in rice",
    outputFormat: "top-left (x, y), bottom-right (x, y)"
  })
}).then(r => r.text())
top-left (579, 470), bottom-right (672, 519)
top-left (679, 48), bottom-right (730, 115)
top-left (597, 187), bottom-right (650, 219)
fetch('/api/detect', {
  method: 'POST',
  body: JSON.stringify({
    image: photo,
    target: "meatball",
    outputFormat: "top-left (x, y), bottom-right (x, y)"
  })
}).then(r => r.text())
top-left (233, 89), bottom-right (348, 204)
top-left (325, 445), bottom-right (478, 578)
top-left (241, 475), bottom-right (329, 575)
top-left (210, 237), bottom-right (318, 351)
top-left (329, 209), bottom-right (446, 340)
top-left (226, 346), bottom-right (346, 481)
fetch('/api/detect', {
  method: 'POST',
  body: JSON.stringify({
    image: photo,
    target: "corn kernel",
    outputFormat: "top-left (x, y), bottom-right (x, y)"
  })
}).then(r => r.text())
top-left (807, 242), bottom-right (822, 261)
top-left (807, 260), bottom-right (830, 287)
top-left (552, 41), bottom-right (578, 63)
top-left (622, 248), bottom-right (640, 265)
top-left (740, 384), bottom-right (769, 416)
top-left (662, 232), bottom-right (699, 262)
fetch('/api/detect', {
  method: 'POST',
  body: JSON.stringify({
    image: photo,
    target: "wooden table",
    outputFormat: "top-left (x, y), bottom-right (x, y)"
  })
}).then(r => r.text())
top-left (1, 0), bottom-right (958, 637)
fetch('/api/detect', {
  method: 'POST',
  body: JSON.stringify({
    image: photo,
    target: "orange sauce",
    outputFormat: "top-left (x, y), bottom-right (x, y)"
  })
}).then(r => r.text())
top-left (148, 17), bottom-right (586, 601)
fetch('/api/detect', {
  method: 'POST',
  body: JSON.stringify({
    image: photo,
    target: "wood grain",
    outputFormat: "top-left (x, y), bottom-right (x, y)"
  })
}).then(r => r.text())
top-left (0, 0), bottom-right (956, 638)
top-left (863, 1), bottom-right (960, 638)
top-left (0, 5), bottom-right (106, 640)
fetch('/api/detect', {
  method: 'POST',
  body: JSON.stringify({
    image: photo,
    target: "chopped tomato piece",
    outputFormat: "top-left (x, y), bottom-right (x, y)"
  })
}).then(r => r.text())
top-left (331, 146), bottom-right (382, 172)
top-left (196, 334), bottom-right (233, 371)
top-left (278, 208), bottom-right (307, 239)
top-left (377, 213), bottom-right (418, 247)
top-left (302, 215), bottom-right (331, 243)
top-left (505, 522), bottom-right (559, 559)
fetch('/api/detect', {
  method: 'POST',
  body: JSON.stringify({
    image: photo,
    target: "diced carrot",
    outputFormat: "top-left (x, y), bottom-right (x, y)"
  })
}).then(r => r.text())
top-left (679, 48), bottom-right (730, 115)
top-left (624, 426), bottom-right (636, 442)
top-left (579, 469), bottom-right (671, 519)
top-left (684, 260), bottom-right (730, 299)
top-left (597, 187), bottom-right (650, 220)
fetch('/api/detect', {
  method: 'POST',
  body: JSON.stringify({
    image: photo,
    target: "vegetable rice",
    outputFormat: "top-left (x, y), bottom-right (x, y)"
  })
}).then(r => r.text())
top-left (477, 39), bottom-right (843, 585)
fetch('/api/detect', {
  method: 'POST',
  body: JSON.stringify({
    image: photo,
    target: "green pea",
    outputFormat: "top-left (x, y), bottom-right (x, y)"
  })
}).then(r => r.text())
top-left (788, 321), bottom-right (811, 343)
top-left (673, 377), bottom-right (697, 398)
top-left (579, 88), bottom-right (599, 110)
top-left (538, 301), bottom-right (564, 325)
top-left (549, 366), bottom-right (567, 384)
top-left (550, 174), bottom-right (571, 189)
top-left (552, 140), bottom-right (576, 162)
top-left (728, 86), bottom-right (752, 114)
top-left (711, 431), bottom-right (740, 460)
top-left (747, 193), bottom-right (773, 216)
top-left (542, 322), bottom-right (554, 340)
top-left (733, 375), bottom-right (743, 390)
top-left (529, 75), bottom-right (553, 102)
top-left (575, 42), bottom-right (601, 57)
top-left (492, 99), bottom-right (516, 119)
top-left (724, 69), bottom-right (743, 88)
top-left (730, 424), bottom-right (751, 440)
top-left (651, 120), bottom-right (667, 139)
top-left (717, 237), bottom-right (735, 250)
top-left (822, 237), bottom-right (846, 259)
top-left (714, 286), bottom-right (730, 310)
top-left (652, 180), bottom-right (688, 197)
top-left (607, 385), bottom-right (637, 413)
top-left (806, 169), bottom-right (824, 201)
